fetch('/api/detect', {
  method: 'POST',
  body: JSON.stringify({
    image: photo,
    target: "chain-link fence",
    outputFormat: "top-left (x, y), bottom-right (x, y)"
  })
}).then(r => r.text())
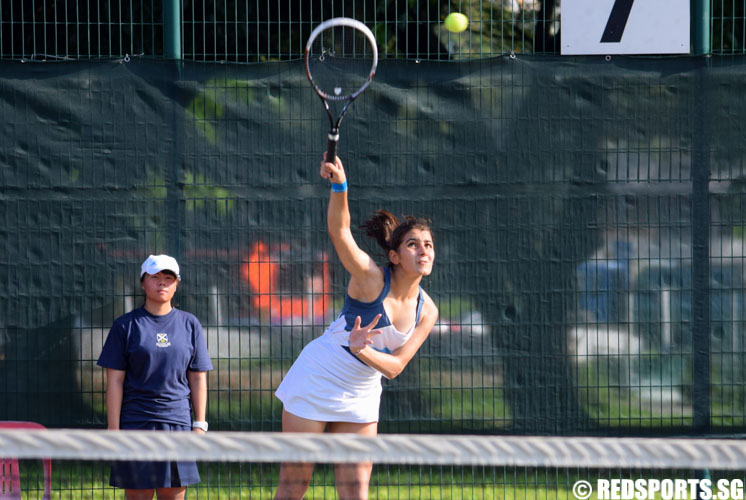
top-left (0, 1), bottom-right (743, 61)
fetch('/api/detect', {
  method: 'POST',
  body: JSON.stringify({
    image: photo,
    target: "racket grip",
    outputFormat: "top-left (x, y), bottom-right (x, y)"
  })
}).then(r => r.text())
top-left (326, 130), bottom-right (339, 165)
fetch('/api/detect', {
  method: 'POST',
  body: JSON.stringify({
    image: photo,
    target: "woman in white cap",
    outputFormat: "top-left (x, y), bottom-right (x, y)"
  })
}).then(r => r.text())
top-left (97, 255), bottom-right (213, 500)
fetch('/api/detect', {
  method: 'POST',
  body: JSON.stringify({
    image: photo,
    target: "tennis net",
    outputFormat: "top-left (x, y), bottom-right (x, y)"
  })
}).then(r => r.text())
top-left (1, 429), bottom-right (744, 499)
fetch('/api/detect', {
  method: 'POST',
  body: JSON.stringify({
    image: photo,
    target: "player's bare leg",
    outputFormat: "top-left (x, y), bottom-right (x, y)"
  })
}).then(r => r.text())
top-left (329, 420), bottom-right (378, 500)
top-left (274, 410), bottom-right (327, 500)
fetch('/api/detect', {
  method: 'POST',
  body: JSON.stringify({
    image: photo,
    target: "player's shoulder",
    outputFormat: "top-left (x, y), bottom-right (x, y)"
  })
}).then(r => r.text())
top-left (107, 308), bottom-right (144, 338)
top-left (347, 264), bottom-right (387, 303)
top-left (172, 308), bottom-right (204, 329)
top-left (420, 288), bottom-right (435, 307)
top-left (419, 289), bottom-right (438, 318)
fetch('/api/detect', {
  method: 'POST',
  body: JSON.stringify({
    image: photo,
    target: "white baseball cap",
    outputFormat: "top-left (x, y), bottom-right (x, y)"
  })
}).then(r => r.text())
top-left (140, 254), bottom-right (181, 280)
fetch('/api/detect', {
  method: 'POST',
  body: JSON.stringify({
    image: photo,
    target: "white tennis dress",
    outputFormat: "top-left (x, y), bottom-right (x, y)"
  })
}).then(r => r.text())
top-left (275, 267), bottom-right (424, 423)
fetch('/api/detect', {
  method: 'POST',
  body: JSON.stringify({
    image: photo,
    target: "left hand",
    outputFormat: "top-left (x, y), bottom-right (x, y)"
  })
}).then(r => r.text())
top-left (192, 427), bottom-right (206, 435)
top-left (349, 314), bottom-right (382, 354)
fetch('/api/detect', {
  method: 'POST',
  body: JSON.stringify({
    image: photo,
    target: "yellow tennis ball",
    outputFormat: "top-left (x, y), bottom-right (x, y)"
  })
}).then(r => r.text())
top-left (444, 12), bottom-right (469, 33)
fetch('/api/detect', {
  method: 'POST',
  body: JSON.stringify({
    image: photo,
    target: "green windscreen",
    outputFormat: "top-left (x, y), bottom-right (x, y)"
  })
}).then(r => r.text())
top-left (0, 55), bottom-right (745, 436)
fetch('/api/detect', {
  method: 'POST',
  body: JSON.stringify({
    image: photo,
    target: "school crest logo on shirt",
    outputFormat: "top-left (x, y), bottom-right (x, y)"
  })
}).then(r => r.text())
top-left (156, 333), bottom-right (171, 348)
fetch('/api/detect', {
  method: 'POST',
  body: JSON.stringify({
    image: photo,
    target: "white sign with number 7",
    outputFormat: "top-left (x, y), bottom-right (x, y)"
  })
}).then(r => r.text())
top-left (561, 0), bottom-right (690, 55)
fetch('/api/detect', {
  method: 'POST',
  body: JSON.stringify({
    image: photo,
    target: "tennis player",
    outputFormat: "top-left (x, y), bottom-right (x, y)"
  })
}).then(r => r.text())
top-left (274, 155), bottom-right (438, 500)
top-left (98, 255), bottom-right (213, 500)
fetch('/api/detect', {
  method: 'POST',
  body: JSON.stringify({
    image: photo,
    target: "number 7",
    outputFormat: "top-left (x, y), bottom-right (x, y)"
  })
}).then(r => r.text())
top-left (601, 0), bottom-right (634, 43)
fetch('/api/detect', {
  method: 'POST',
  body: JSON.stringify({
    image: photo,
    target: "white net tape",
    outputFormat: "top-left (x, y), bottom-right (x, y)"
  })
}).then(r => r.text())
top-left (0, 430), bottom-right (744, 470)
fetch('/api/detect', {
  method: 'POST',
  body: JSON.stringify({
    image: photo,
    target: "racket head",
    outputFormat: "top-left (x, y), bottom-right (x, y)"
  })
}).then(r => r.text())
top-left (304, 18), bottom-right (378, 102)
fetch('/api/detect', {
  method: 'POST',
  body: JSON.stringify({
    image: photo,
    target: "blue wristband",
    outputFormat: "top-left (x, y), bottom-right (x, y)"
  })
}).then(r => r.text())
top-left (331, 180), bottom-right (348, 193)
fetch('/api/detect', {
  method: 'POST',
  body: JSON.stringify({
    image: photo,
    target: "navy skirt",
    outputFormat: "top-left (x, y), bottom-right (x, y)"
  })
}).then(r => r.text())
top-left (110, 422), bottom-right (200, 489)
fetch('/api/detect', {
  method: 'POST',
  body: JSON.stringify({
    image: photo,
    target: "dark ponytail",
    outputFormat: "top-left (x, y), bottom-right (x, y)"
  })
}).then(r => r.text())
top-left (360, 210), bottom-right (432, 267)
top-left (359, 210), bottom-right (399, 253)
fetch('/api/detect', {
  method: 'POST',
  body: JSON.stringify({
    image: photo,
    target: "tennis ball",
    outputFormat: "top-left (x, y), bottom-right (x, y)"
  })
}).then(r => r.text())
top-left (444, 12), bottom-right (469, 33)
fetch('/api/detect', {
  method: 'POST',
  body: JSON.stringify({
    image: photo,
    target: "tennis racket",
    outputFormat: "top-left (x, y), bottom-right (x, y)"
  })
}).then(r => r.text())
top-left (304, 18), bottom-right (378, 165)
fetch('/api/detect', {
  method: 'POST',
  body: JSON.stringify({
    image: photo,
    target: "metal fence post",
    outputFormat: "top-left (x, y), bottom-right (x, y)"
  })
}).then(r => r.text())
top-left (692, 0), bottom-right (711, 55)
top-left (163, 0), bottom-right (183, 263)
top-left (691, 0), bottom-right (712, 429)
top-left (164, 0), bottom-right (182, 60)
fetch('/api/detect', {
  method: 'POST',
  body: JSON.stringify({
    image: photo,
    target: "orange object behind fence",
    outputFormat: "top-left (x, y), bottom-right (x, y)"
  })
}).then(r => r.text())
top-left (242, 241), bottom-right (330, 325)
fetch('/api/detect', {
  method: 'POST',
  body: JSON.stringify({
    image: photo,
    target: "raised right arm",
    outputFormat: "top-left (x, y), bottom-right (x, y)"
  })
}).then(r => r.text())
top-left (320, 155), bottom-right (384, 301)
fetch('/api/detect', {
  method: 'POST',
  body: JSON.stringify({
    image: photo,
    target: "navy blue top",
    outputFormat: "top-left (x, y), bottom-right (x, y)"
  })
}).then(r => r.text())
top-left (340, 267), bottom-right (424, 360)
top-left (342, 267), bottom-right (424, 332)
top-left (97, 307), bottom-right (213, 425)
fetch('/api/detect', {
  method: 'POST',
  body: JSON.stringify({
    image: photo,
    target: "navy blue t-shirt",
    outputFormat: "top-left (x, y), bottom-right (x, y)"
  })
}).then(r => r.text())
top-left (97, 307), bottom-right (213, 426)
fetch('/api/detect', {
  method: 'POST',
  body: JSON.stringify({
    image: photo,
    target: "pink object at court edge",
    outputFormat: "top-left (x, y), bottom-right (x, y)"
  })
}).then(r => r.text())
top-left (0, 421), bottom-right (52, 500)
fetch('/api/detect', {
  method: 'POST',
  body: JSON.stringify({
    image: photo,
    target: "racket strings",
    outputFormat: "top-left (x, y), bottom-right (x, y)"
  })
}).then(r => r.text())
top-left (306, 26), bottom-right (375, 100)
